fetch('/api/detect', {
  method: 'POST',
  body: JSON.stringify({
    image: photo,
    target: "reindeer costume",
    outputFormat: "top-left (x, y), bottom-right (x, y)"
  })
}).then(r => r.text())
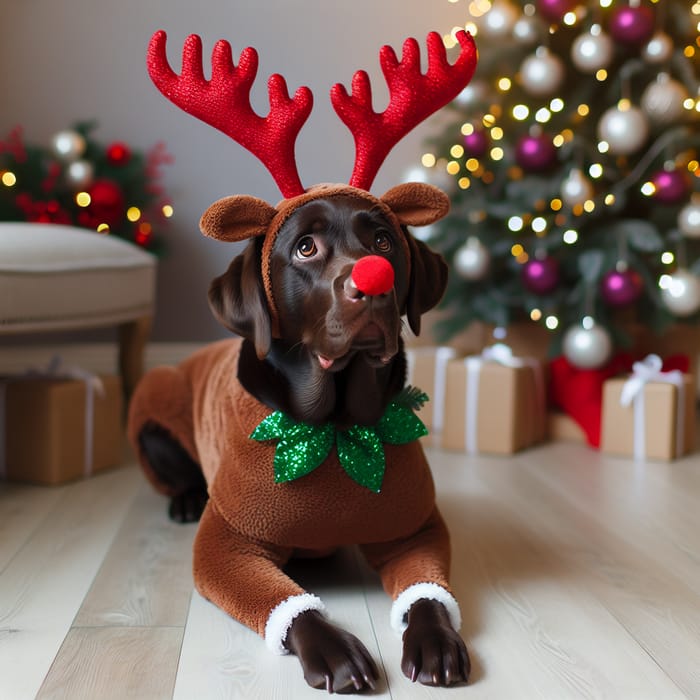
top-left (129, 29), bottom-right (477, 664)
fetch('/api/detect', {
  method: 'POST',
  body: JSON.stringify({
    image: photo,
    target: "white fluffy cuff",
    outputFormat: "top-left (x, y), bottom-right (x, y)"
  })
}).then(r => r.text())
top-left (264, 593), bottom-right (327, 655)
top-left (390, 582), bottom-right (462, 634)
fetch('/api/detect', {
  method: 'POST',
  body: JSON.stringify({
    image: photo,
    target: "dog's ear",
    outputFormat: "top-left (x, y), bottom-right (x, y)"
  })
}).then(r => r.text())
top-left (403, 230), bottom-right (448, 337)
top-left (208, 240), bottom-right (272, 359)
top-left (200, 195), bottom-right (277, 242)
top-left (380, 182), bottom-right (450, 227)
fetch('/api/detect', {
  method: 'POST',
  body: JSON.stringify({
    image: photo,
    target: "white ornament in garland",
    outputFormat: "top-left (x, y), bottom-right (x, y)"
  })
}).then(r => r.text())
top-left (50, 130), bottom-right (86, 162)
top-left (641, 74), bottom-right (689, 125)
top-left (65, 160), bottom-right (95, 189)
top-left (561, 167), bottom-right (594, 208)
top-left (642, 32), bottom-right (674, 64)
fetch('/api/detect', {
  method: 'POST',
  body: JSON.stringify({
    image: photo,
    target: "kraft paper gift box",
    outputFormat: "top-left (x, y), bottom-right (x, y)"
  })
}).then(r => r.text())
top-left (600, 355), bottom-right (695, 461)
top-left (1, 373), bottom-right (123, 485)
top-left (441, 345), bottom-right (546, 454)
top-left (405, 346), bottom-right (459, 447)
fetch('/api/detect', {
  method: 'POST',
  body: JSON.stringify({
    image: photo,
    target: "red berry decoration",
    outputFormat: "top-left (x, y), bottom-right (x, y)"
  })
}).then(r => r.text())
top-left (522, 256), bottom-right (560, 294)
top-left (106, 142), bottom-right (132, 165)
top-left (651, 169), bottom-right (691, 205)
top-left (609, 5), bottom-right (655, 46)
top-left (600, 268), bottom-right (643, 306)
top-left (86, 178), bottom-right (126, 227)
top-left (515, 133), bottom-right (557, 172)
top-left (351, 255), bottom-right (395, 296)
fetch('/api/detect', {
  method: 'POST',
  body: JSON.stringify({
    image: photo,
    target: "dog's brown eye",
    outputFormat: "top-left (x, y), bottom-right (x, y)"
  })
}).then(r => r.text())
top-left (374, 233), bottom-right (392, 254)
top-left (296, 236), bottom-right (317, 259)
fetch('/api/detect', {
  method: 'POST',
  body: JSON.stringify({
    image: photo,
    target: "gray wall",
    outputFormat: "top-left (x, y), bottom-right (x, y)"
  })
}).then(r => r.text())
top-left (1, 0), bottom-right (466, 341)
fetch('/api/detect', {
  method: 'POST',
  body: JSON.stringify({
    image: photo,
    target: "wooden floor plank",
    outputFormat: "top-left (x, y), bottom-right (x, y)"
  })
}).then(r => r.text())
top-left (434, 446), bottom-right (700, 698)
top-left (36, 627), bottom-right (182, 700)
top-left (0, 466), bottom-right (141, 700)
top-left (75, 484), bottom-right (196, 628)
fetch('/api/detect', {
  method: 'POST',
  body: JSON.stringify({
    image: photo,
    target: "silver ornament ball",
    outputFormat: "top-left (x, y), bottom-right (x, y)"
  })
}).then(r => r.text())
top-left (513, 16), bottom-right (540, 45)
top-left (561, 168), bottom-right (594, 207)
top-left (454, 238), bottom-right (491, 281)
top-left (480, 0), bottom-right (519, 38)
top-left (571, 27), bottom-right (614, 73)
top-left (661, 269), bottom-right (700, 316)
top-left (641, 75), bottom-right (689, 125)
top-left (520, 48), bottom-right (565, 97)
top-left (562, 322), bottom-right (613, 369)
top-left (65, 160), bottom-right (94, 189)
top-left (597, 105), bottom-right (649, 156)
top-left (50, 130), bottom-right (86, 162)
top-left (455, 80), bottom-right (489, 107)
top-left (642, 32), bottom-right (674, 64)
top-left (678, 201), bottom-right (700, 238)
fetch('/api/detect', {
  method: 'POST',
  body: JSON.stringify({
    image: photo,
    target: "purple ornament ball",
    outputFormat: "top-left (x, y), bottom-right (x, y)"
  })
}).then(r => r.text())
top-left (609, 5), bottom-right (655, 46)
top-left (652, 169), bottom-right (691, 205)
top-left (537, 0), bottom-right (576, 22)
top-left (515, 133), bottom-right (557, 172)
top-left (600, 268), bottom-right (643, 307)
top-left (463, 129), bottom-right (489, 158)
top-left (522, 256), bottom-right (560, 295)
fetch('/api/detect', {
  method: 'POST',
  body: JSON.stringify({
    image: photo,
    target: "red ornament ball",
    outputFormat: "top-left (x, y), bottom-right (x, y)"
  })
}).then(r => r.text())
top-left (537, 0), bottom-right (576, 22)
top-left (515, 133), bottom-right (557, 172)
top-left (651, 169), bottom-right (691, 205)
top-left (522, 256), bottom-right (560, 295)
top-left (351, 255), bottom-right (395, 296)
top-left (609, 5), bottom-right (655, 46)
top-left (106, 142), bottom-right (132, 166)
top-left (462, 129), bottom-right (489, 158)
top-left (86, 178), bottom-right (126, 227)
top-left (600, 268), bottom-right (643, 307)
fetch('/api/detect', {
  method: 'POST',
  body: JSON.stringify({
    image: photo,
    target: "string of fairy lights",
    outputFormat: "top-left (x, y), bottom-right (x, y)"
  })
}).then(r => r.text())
top-left (419, 0), bottom-right (700, 367)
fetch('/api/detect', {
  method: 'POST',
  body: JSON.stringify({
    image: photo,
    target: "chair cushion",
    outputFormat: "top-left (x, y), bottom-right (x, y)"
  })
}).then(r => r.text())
top-left (0, 222), bottom-right (156, 333)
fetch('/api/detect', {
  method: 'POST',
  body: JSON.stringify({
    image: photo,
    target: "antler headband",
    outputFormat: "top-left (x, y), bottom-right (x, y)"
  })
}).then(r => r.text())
top-left (147, 29), bottom-right (477, 198)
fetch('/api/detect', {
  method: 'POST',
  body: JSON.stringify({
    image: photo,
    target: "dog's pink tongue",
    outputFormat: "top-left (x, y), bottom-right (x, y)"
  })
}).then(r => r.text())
top-left (318, 355), bottom-right (334, 370)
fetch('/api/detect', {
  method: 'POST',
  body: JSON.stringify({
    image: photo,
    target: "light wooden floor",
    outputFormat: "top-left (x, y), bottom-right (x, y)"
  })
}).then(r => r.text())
top-left (2, 440), bottom-right (700, 700)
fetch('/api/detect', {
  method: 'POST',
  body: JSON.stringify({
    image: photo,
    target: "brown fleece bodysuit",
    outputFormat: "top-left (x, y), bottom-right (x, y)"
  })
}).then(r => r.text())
top-left (128, 337), bottom-right (460, 653)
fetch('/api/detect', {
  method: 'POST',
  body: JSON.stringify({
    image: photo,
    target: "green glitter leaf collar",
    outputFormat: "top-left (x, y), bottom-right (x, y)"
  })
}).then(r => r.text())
top-left (250, 386), bottom-right (429, 493)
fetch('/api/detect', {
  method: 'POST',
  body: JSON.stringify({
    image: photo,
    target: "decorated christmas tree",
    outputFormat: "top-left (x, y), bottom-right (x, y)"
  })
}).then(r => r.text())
top-left (421, 0), bottom-right (700, 368)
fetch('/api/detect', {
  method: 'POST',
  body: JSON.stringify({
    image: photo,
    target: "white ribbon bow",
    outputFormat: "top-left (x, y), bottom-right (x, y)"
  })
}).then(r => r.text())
top-left (619, 354), bottom-right (685, 460)
top-left (464, 344), bottom-right (545, 454)
top-left (0, 356), bottom-right (105, 479)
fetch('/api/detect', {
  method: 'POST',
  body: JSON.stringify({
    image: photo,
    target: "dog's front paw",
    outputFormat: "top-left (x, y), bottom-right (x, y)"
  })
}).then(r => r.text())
top-left (401, 598), bottom-right (470, 687)
top-left (285, 610), bottom-right (379, 694)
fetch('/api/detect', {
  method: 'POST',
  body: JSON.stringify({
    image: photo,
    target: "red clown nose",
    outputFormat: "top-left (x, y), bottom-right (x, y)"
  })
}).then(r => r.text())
top-left (351, 255), bottom-right (395, 296)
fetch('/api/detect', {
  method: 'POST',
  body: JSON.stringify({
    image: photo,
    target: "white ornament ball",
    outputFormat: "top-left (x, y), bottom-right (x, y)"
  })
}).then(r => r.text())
top-left (642, 32), bottom-right (674, 64)
top-left (561, 168), bottom-right (594, 207)
top-left (520, 48), bottom-right (565, 97)
top-left (641, 74), bottom-right (689, 125)
top-left (513, 16), bottom-right (540, 45)
top-left (562, 322), bottom-right (613, 369)
top-left (480, 0), bottom-right (519, 38)
top-left (678, 201), bottom-right (700, 238)
top-left (661, 270), bottom-right (700, 316)
top-left (65, 160), bottom-right (94, 189)
top-left (455, 80), bottom-right (489, 107)
top-left (50, 130), bottom-right (86, 162)
top-left (454, 237), bottom-right (490, 281)
top-left (571, 27), bottom-right (614, 73)
top-left (597, 105), bottom-right (649, 156)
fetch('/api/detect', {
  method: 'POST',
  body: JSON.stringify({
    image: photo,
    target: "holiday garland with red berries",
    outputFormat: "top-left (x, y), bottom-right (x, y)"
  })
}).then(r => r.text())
top-left (0, 121), bottom-right (172, 252)
top-left (420, 0), bottom-right (700, 369)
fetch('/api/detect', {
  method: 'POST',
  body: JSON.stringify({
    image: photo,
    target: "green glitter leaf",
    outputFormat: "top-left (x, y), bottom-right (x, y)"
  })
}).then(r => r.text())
top-left (272, 423), bottom-right (334, 484)
top-left (250, 411), bottom-right (297, 441)
top-left (376, 402), bottom-right (429, 444)
top-left (337, 426), bottom-right (385, 493)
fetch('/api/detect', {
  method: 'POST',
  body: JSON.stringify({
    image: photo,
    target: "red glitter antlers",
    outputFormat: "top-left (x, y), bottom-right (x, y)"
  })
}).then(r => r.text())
top-left (147, 29), bottom-right (477, 197)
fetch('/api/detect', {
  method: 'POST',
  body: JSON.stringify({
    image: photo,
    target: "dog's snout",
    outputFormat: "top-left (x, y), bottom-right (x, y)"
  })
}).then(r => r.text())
top-left (350, 256), bottom-right (395, 297)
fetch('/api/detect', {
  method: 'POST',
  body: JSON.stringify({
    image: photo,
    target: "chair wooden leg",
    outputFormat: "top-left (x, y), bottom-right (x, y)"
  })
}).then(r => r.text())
top-left (118, 315), bottom-right (152, 399)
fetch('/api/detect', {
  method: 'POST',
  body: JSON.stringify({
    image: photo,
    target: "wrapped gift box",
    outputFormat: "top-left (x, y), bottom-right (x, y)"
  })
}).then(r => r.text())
top-left (405, 346), bottom-right (458, 446)
top-left (441, 351), bottom-right (546, 454)
top-left (600, 373), bottom-right (695, 461)
top-left (1, 374), bottom-right (123, 484)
